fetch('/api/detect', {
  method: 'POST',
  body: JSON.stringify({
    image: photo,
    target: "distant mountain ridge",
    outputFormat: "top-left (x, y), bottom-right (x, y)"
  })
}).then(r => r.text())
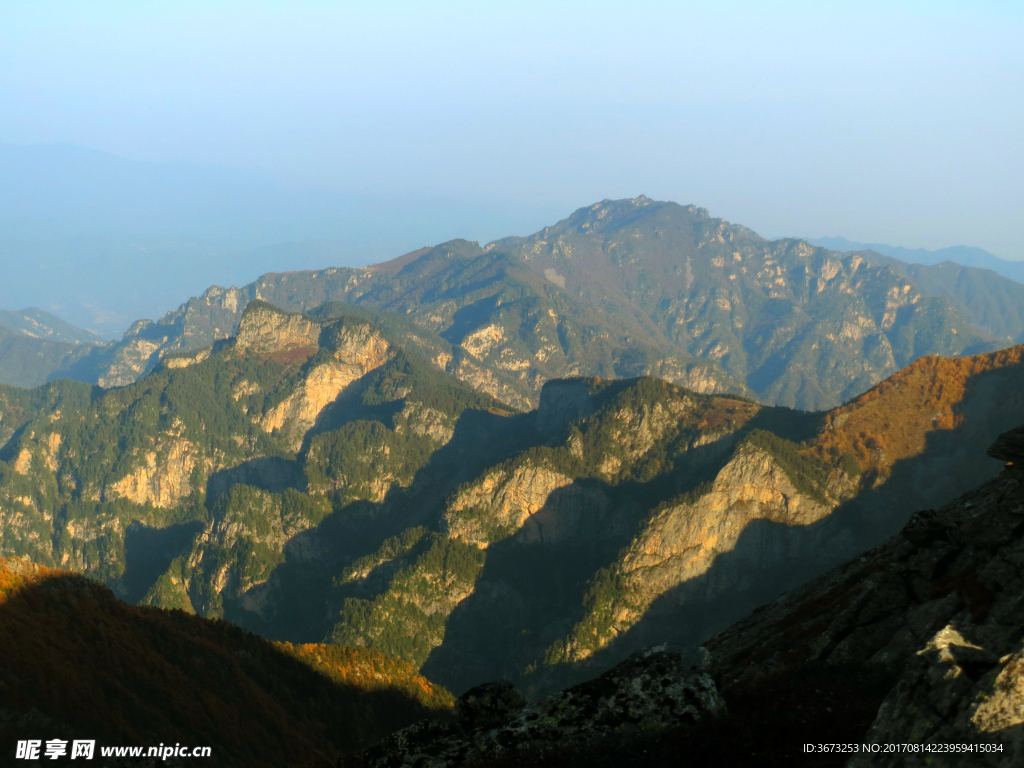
top-left (49, 196), bottom-right (1024, 412)
top-left (855, 253), bottom-right (1024, 343)
top-left (0, 308), bottom-right (101, 388)
top-left (809, 235), bottom-right (1024, 285)
top-left (0, 307), bottom-right (102, 344)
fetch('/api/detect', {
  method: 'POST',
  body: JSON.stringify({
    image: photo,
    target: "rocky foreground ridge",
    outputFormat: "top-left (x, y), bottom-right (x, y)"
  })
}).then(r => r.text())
top-left (368, 649), bottom-right (724, 767)
top-left (366, 426), bottom-right (1024, 767)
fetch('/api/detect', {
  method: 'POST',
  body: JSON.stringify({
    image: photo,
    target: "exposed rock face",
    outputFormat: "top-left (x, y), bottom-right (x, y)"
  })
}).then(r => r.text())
top-left (989, 426), bottom-right (1024, 465)
top-left (370, 648), bottom-right (725, 767)
top-left (551, 441), bottom-right (842, 664)
top-left (13, 448), bottom-right (32, 475)
top-left (453, 357), bottom-right (533, 411)
top-left (851, 617), bottom-right (1024, 767)
top-left (262, 352), bottom-right (383, 440)
top-left (162, 347), bottom-right (211, 369)
top-left (687, 426), bottom-right (1024, 765)
top-left (224, 303), bottom-right (399, 448)
top-left (444, 465), bottom-right (575, 548)
top-left (396, 402), bottom-right (455, 444)
top-left (234, 301), bottom-right (321, 356)
top-left (97, 333), bottom-right (166, 388)
top-left (107, 436), bottom-right (198, 508)
top-left (705, 457), bottom-right (1024, 690)
top-left (460, 324), bottom-right (506, 359)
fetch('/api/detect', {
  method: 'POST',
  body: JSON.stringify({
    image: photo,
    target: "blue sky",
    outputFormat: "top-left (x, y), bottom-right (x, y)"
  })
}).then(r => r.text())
top-left (1, 1), bottom-right (1022, 258)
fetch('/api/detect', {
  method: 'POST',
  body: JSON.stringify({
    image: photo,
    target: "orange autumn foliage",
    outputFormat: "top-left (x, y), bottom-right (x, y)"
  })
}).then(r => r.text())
top-left (811, 344), bottom-right (1024, 479)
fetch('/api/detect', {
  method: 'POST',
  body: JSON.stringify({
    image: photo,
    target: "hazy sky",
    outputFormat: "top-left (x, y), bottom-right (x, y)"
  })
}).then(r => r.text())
top-left (2, 1), bottom-right (1022, 258)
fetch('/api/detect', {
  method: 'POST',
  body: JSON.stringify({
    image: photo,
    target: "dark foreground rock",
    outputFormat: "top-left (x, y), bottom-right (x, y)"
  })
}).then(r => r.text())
top-left (849, 617), bottom-right (1024, 767)
top-left (367, 648), bottom-right (725, 767)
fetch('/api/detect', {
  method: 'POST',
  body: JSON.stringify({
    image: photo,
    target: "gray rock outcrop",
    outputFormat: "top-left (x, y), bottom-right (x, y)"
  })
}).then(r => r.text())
top-left (369, 648), bottom-right (725, 767)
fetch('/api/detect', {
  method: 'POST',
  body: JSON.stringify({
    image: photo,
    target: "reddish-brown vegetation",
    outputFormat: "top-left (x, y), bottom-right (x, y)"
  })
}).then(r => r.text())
top-left (810, 344), bottom-right (1024, 478)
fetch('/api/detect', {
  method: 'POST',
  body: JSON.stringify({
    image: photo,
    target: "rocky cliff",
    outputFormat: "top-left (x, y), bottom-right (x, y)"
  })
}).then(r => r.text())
top-left (692, 426), bottom-right (1024, 766)
top-left (542, 435), bottom-right (846, 668)
top-left (364, 425), bottom-right (1024, 767)
top-left (0, 302), bottom-right (484, 616)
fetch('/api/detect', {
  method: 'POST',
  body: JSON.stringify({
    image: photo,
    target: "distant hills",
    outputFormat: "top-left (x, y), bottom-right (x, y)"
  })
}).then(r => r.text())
top-left (809, 235), bottom-right (1024, 285)
top-left (0, 308), bottom-right (100, 388)
top-left (44, 196), bottom-right (1024, 412)
top-left (0, 307), bottom-right (101, 344)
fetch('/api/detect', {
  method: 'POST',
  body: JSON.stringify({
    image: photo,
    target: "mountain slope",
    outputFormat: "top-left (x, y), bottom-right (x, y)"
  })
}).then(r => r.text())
top-left (0, 307), bottom-right (102, 344)
top-left (0, 308), bottom-right (101, 388)
top-left (52, 197), bottom-right (1017, 412)
top-left (0, 556), bottom-right (451, 767)
top-left (0, 301), bottom-right (505, 618)
top-left (847, 250), bottom-right (1024, 344)
top-left (59, 237), bottom-right (741, 409)
top-left (320, 341), bottom-right (1024, 696)
top-left (493, 197), bottom-right (1003, 409)
top-left (701, 429), bottom-right (1024, 766)
top-left (367, 427), bottom-right (1024, 768)
top-left (6, 303), bottom-right (1023, 705)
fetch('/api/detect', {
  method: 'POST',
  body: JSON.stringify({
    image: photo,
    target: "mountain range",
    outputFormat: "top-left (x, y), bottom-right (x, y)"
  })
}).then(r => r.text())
top-left (5, 197), bottom-right (1015, 415)
top-left (3, 194), bottom-right (1024, 763)
top-left (3, 316), bottom-right (1023, 765)
top-left (6, 428), bottom-right (1024, 766)
top-left (1, 293), bottom-right (1020, 703)
top-left (368, 425), bottom-right (1024, 766)
top-left (810, 236), bottom-right (1024, 285)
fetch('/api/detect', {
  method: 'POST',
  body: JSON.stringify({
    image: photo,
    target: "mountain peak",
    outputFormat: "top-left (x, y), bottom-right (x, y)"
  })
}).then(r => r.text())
top-left (235, 300), bottom-right (321, 356)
